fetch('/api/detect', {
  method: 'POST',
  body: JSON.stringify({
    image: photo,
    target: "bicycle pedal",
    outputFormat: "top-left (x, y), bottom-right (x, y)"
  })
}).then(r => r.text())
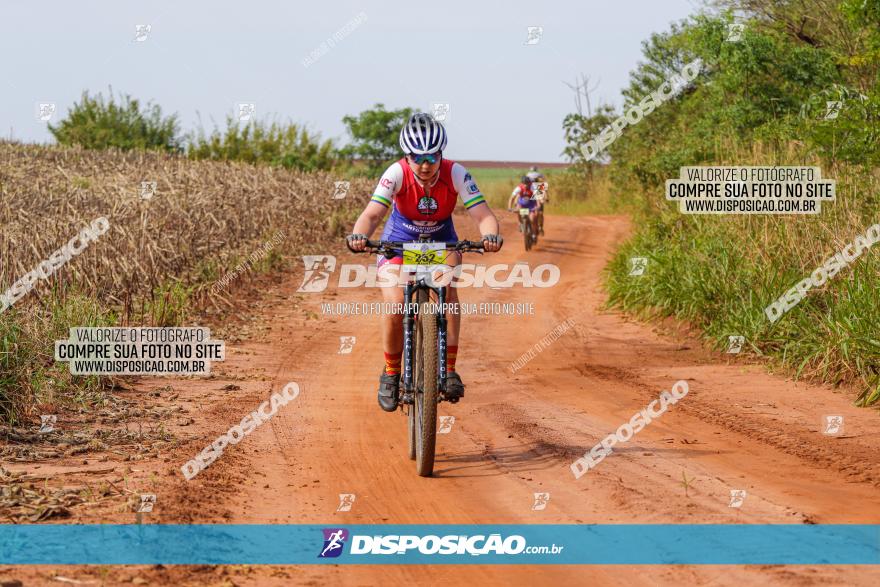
top-left (401, 392), bottom-right (414, 405)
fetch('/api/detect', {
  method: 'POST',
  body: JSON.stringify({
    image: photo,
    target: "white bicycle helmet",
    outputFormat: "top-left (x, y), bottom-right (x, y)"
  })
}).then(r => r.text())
top-left (399, 113), bottom-right (447, 155)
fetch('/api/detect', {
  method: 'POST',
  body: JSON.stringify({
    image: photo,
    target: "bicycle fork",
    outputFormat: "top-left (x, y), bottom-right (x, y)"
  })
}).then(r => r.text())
top-left (401, 282), bottom-right (448, 402)
top-left (437, 286), bottom-right (448, 395)
top-left (402, 282), bottom-right (415, 402)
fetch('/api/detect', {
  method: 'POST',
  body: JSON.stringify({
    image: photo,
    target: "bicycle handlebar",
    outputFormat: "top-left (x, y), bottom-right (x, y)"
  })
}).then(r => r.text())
top-left (346, 239), bottom-right (486, 256)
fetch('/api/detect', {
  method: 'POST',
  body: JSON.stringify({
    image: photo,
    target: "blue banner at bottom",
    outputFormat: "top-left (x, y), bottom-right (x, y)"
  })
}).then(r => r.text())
top-left (1, 524), bottom-right (878, 565)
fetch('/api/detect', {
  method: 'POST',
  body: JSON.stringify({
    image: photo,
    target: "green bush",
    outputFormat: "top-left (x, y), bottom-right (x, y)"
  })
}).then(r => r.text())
top-left (49, 90), bottom-right (182, 152)
top-left (0, 293), bottom-right (116, 425)
top-left (188, 117), bottom-right (336, 172)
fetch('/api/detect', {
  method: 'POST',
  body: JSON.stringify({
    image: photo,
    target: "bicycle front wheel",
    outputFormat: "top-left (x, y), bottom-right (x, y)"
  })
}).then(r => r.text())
top-left (412, 288), bottom-right (439, 476)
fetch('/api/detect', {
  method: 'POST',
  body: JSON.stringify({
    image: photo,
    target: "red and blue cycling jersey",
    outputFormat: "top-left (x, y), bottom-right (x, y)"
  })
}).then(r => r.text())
top-left (511, 183), bottom-right (538, 210)
top-left (370, 158), bottom-right (486, 263)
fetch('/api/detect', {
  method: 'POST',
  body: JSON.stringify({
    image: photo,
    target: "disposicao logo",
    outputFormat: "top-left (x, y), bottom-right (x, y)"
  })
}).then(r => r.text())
top-left (319, 528), bottom-right (349, 558)
top-left (316, 530), bottom-right (563, 558)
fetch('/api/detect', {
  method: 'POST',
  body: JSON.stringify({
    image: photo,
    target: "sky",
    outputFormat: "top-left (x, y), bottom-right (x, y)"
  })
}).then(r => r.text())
top-left (1, 0), bottom-right (703, 162)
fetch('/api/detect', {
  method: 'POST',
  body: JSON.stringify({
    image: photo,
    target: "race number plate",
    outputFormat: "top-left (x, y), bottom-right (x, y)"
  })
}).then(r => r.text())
top-left (519, 208), bottom-right (530, 216)
top-left (403, 242), bottom-right (448, 272)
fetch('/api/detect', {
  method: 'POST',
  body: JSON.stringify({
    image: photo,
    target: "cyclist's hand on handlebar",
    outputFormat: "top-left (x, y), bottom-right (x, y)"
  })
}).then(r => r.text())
top-left (481, 234), bottom-right (503, 253)
top-left (346, 233), bottom-right (368, 252)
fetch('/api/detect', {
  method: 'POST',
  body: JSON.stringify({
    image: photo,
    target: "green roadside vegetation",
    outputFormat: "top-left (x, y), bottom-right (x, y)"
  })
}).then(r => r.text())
top-left (560, 1), bottom-right (880, 405)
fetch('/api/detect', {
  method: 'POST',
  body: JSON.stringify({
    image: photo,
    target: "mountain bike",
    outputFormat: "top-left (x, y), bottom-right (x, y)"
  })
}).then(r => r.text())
top-left (511, 208), bottom-right (537, 250)
top-left (348, 235), bottom-right (486, 476)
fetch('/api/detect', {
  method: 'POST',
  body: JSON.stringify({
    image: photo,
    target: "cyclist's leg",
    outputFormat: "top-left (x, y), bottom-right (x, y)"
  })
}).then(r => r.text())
top-left (376, 257), bottom-right (404, 411)
top-left (374, 217), bottom-right (407, 371)
top-left (378, 260), bottom-right (405, 359)
top-left (443, 251), bottom-right (462, 348)
top-left (529, 209), bottom-right (539, 237)
top-left (441, 251), bottom-right (465, 399)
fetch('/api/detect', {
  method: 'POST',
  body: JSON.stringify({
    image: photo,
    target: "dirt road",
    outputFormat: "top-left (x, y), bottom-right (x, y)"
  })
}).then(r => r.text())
top-left (5, 214), bottom-right (880, 586)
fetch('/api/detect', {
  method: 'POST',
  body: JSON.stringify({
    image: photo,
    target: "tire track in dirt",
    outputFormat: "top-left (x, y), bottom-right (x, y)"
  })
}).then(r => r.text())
top-left (7, 214), bottom-right (880, 587)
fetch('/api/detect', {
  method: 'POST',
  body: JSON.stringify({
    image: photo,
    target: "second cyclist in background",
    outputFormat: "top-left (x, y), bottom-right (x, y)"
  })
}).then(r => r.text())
top-left (508, 176), bottom-right (538, 243)
top-left (526, 165), bottom-right (544, 184)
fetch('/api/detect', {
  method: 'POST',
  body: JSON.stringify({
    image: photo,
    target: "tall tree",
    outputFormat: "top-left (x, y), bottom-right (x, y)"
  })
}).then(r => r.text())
top-left (340, 104), bottom-right (413, 174)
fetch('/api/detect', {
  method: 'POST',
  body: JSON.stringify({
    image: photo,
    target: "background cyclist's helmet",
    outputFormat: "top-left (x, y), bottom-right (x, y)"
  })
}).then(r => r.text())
top-left (399, 112), bottom-right (447, 155)
top-left (521, 176), bottom-right (532, 184)
top-left (529, 166), bottom-right (538, 172)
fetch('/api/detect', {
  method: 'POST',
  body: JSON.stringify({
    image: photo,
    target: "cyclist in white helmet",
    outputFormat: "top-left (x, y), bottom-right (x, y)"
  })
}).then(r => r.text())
top-left (526, 165), bottom-right (544, 183)
top-left (346, 113), bottom-right (503, 412)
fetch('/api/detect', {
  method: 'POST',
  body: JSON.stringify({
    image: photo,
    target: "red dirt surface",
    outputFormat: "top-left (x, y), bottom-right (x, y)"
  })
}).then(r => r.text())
top-left (3, 214), bottom-right (879, 586)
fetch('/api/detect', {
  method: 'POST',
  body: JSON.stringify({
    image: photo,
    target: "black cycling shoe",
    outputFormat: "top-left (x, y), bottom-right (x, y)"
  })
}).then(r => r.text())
top-left (378, 372), bottom-right (400, 412)
top-left (445, 372), bottom-right (465, 403)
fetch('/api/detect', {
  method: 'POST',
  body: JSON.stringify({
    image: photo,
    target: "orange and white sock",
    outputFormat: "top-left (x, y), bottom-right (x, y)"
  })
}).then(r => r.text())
top-left (384, 352), bottom-right (402, 375)
top-left (447, 345), bottom-right (458, 373)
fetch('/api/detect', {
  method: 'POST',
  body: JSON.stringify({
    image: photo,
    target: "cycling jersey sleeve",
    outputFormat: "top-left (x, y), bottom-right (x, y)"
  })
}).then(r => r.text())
top-left (370, 162), bottom-right (404, 208)
top-left (511, 186), bottom-right (523, 198)
top-left (452, 163), bottom-right (487, 210)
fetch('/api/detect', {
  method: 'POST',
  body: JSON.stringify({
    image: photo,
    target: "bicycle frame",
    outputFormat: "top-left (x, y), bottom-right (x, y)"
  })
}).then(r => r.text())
top-left (345, 234), bottom-right (488, 475)
top-left (346, 235), bottom-right (485, 406)
top-left (402, 274), bottom-right (447, 402)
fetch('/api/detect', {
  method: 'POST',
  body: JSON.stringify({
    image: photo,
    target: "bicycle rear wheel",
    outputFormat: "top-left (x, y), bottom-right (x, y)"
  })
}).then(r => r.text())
top-left (412, 288), bottom-right (439, 476)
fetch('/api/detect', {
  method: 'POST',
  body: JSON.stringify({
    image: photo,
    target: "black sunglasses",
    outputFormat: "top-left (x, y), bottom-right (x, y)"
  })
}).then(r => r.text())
top-left (409, 152), bottom-right (441, 165)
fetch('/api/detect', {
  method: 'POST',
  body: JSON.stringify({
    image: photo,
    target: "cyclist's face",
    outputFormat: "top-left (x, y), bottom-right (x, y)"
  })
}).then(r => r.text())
top-left (407, 154), bottom-right (441, 181)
